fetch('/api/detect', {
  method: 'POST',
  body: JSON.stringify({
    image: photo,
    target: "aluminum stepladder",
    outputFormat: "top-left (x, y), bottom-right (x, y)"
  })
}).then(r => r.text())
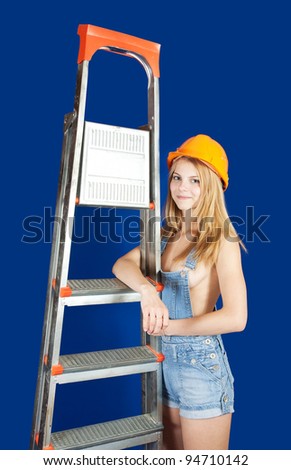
top-left (30, 24), bottom-right (163, 450)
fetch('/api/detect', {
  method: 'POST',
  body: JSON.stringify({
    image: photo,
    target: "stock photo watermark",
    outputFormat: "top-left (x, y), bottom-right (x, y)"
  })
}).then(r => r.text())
top-left (21, 206), bottom-right (270, 245)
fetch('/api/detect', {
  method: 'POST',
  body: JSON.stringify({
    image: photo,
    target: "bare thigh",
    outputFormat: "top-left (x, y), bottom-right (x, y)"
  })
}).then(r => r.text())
top-left (162, 405), bottom-right (183, 450)
top-left (181, 413), bottom-right (232, 450)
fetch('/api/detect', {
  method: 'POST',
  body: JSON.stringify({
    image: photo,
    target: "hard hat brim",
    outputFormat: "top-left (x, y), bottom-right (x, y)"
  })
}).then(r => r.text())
top-left (167, 151), bottom-right (228, 190)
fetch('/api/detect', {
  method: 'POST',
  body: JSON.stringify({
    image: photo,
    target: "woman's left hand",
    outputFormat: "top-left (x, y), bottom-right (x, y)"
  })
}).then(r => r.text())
top-left (148, 321), bottom-right (171, 336)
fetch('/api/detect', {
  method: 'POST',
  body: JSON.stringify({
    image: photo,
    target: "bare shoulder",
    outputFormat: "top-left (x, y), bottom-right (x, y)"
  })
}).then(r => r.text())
top-left (216, 237), bottom-right (244, 276)
top-left (219, 235), bottom-right (242, 255)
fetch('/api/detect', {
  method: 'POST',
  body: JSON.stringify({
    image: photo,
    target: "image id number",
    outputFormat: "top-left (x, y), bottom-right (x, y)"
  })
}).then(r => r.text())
top-left (185, 454), bottom-right (248, 465)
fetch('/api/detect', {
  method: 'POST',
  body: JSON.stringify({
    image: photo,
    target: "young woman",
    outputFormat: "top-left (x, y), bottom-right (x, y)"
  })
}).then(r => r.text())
top-left (112, 134), bottom-right (247, 450)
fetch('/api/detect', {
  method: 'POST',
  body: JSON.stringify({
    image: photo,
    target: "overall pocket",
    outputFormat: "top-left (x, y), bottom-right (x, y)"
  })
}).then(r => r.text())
top-left (181, 341), bottom-right (223, 386)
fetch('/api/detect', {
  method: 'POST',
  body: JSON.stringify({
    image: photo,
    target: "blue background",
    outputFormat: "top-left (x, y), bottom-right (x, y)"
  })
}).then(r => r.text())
top-left (1, 0), bottom-right (290, 450)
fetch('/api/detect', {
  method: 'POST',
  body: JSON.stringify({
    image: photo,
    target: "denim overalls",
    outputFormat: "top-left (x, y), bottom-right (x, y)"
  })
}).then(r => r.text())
top-left (160, 238), bottom-right (234, 419)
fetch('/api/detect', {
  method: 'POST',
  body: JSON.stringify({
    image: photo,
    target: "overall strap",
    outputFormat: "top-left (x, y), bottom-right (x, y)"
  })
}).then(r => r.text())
top-left (161, 237), bottom-right (197, 270)
top-left (161, 237), bottom-right (168, 254)
top-left (185, 250), bottom-right (197, 270)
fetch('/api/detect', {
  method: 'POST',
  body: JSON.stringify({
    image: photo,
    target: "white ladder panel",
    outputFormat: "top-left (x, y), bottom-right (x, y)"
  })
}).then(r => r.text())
top-left (79, 122), bottom-right (150, 208)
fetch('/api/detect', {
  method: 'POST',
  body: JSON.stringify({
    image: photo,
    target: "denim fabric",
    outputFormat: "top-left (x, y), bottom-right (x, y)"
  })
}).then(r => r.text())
top-left (160, 237), bottom-right (234, 419)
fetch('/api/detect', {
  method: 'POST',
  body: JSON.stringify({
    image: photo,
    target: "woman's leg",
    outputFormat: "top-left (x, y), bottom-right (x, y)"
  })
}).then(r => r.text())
top-left (180, 413), bottom-right (232, 450)
top-left (162, 405), bottom-right (184, 450)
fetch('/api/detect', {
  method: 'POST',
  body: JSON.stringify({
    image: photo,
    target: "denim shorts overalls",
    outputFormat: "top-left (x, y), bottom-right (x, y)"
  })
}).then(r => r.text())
top-left (161, 238), bottom-right (235, 419)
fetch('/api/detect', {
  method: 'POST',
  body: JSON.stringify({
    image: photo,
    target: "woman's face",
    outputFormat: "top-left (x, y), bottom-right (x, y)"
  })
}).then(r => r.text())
top-left (170, 158), bottom-right (201, 212)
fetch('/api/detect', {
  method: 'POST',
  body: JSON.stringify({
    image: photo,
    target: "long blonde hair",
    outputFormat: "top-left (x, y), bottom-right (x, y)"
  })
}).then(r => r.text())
top-left (161, 157), bottom-right (246, 266)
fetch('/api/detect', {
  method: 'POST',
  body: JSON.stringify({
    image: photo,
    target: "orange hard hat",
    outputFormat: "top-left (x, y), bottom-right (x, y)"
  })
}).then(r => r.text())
top-left (167, 134), bottom-right (229, 190)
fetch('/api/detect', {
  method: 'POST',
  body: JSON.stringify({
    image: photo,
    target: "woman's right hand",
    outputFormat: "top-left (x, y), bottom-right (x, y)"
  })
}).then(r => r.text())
top-left (140, 284), bottom-right (169, 335)
top-left (112, 247), bottom-right (169, 334)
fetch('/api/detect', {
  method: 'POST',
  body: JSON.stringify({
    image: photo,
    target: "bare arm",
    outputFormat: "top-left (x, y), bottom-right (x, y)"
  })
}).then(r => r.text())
top-left (112, 247), bottom-right (169, 333)
top-left (162, 239), bottom-right (247, 336)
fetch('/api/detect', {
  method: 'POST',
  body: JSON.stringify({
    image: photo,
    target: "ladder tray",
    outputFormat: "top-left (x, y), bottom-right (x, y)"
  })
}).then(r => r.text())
top-left (79, 122), bottom-right (150, 208)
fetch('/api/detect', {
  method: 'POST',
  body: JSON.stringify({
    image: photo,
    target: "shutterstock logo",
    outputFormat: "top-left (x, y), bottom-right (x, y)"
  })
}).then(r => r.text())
top-left (21, 206), bottom-right (270, 245)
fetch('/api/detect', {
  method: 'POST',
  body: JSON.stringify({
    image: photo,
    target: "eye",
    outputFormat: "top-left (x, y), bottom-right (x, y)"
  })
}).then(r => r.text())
top-left (191, 178), bottom-right (200, 184)
top-left (172, 175), bottom-right (181, 181)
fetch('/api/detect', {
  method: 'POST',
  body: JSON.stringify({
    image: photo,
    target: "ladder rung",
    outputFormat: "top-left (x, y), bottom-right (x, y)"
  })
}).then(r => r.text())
top-left (51, 414), bottom-right (163, 450)
top-left (53, 346), bottom-right (161, 383)
top-left (63, 278), bottom-right (140, 306)
top-left (60, 346), bottom-right (158, 371)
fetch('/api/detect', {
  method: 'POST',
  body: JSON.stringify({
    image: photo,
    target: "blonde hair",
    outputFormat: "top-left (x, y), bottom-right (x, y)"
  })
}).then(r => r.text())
top-left (161, 157), bottom-right (246, 266)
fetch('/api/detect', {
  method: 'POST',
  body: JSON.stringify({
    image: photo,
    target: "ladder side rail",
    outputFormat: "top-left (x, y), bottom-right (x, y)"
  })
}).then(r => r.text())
top-left (48, 62), bottom-right (89, 364)
top-left (30, 114), bottom-right (76, 449)
top-left (37, 62), bottom-right (90, 449)
top-left (145, 76), bottom-right (161, 285)
top-left (34, 122), bottom-right (76, 450)
top-left (141, 75), bottom-right (163, 449)
top-left (57, 61), bottom-right (89, 289)
top-left (43, 116), bottom-right (76, 360)
top-left (147, 74), bottom-right (162, 370)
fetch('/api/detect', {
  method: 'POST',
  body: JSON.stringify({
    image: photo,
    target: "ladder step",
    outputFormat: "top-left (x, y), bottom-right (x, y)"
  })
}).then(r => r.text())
top-left (60, 346), bottom-right (158, 372)
top-left (63, 278), bottom-right (140, 306)
top-left (51, 414), bottom-right (163, 450)
top-left (54, 346), bottom-right (162, 383)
